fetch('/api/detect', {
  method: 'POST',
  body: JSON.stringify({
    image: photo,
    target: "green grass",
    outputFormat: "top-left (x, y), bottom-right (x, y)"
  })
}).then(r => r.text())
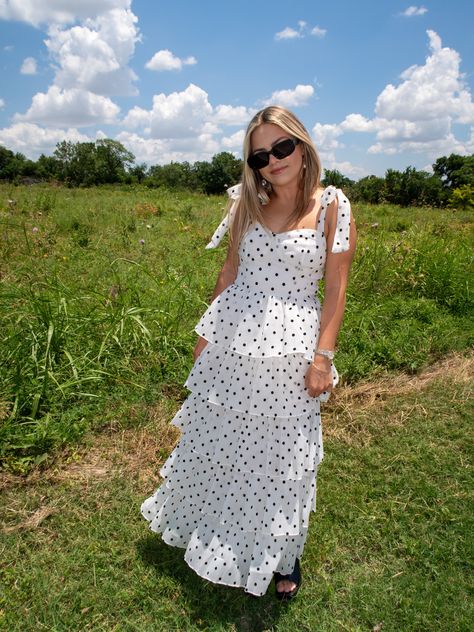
top-left (1, 356), bottom-right (472, 631)
top-left (0, 184), bottom-right (473, 470)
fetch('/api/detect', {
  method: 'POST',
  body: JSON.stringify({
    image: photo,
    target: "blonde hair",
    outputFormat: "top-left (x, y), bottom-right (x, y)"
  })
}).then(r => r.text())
top-left (227, 105), bottom-right (322, 264)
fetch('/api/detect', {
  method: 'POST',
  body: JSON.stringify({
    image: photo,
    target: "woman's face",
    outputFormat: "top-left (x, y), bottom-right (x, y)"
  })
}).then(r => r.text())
top-left (250, 123), bottom-right (304, 189)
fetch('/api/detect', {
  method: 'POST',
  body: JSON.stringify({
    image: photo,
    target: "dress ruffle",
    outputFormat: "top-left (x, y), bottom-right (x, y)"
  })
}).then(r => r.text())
top-left (170, 393), bottom-right (324, 479)
top-left (185, 343), bottom-right (338, 413)
top-left (141, 486), bottom-right (312, 595)
top-left (194, 283), bottom-right (321, 360)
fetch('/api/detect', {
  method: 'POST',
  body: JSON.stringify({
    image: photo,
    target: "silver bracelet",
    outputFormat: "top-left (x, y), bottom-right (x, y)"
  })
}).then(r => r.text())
top-left (315, 349), bottom-right (335, 361)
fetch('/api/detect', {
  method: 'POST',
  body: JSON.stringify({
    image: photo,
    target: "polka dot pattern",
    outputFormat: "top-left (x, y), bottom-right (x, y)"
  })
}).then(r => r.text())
top-left (141, 187), bottom-right (352, 597)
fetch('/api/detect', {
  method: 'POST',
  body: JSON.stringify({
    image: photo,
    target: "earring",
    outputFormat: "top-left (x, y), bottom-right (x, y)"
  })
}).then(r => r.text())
top-left (261, 178), bottom-right (267, 187)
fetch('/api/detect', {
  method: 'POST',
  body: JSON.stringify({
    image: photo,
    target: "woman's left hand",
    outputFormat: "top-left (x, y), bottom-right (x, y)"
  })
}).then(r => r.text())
top-left (304, 357), bottom-right (333, 398)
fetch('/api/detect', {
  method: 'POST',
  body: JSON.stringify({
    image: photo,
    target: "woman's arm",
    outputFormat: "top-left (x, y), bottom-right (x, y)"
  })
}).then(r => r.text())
top-left (193, 238), bottom-right (240, 361)
top-left (305, 197), bottom-right (357, 396)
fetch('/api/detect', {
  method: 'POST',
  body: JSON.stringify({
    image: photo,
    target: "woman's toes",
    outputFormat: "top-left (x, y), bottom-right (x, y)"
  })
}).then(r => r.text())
top-left (276, 579), bottom-right (297, 593)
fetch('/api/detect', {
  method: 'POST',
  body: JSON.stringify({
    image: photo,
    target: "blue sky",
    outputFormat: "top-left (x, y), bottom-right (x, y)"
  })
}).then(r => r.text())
top-left (0, 0), bottom-right (473, 178)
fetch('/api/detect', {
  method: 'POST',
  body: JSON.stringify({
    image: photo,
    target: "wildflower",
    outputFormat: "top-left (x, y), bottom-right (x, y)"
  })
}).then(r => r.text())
top-left (32, 226), bottom-right (39, 233)
top-left (146, 224), bottom-right (151, 229)
top-left (139, 239), bottom-right (145, 245)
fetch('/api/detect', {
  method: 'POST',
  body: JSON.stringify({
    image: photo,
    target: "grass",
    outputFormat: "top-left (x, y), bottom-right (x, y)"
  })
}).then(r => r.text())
top-left (1, 184), bottom-right (472, 471)
top-left (1, 351), bottom-right (472, 631)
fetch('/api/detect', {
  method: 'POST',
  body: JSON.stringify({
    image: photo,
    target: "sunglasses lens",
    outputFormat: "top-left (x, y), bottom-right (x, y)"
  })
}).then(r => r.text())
top-left (272, 138), bottom-right (297, 159)
top-left (247, 138), bottom-right (299, 170)
top-left (247, 152), bottom-right (269, 170)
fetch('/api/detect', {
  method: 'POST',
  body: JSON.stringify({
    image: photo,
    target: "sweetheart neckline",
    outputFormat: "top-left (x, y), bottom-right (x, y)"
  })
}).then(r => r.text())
top-left (256, 221), bottom-right (320, 236)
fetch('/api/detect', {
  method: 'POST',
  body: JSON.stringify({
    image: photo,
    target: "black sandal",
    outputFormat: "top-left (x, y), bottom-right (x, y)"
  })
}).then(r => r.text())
top-left (274, 558), bottom-right (301, 601)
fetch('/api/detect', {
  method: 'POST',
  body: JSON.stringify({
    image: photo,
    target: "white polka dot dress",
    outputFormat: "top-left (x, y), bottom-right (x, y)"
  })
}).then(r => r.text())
top-left (141, 185), bottom-right (352, 596)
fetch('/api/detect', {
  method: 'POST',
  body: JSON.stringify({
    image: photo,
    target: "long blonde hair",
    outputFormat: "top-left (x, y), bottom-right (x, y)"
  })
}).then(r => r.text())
top-left (227, 106), bottom-right (322, 264)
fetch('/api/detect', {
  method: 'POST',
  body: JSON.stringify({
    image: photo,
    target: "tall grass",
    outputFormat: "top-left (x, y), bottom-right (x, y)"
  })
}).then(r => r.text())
top-left (0, 185), bottom-right (472, 471)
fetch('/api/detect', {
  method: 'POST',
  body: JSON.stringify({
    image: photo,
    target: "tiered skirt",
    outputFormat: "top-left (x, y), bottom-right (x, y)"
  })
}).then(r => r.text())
top-left (140, 288), bottom-right (328, 596)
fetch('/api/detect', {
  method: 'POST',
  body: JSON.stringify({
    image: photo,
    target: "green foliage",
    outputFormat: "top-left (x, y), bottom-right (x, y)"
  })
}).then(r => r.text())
top-left (321, 169), bottom-right (354, 188)
top-left (433, 153), bottom-right (474, 190)
top-left (194, 152), bottom-right (243, 194)
top-left (448, 184), bottom-right (474, 210)
top-left (53, 139), bottom-right (135, 186)
top-left (0, 184), bottom-right (472, 470)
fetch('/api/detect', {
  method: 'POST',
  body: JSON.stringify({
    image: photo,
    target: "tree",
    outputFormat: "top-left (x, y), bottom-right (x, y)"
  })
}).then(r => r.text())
top-left (0, 145), bottom-right (28, 180)
top-left (53, 139), bottom-right (135, 186)
top-left (194, 152), bottom-right (243, 194)
top-left (321, 169), bottom-right (354, 188)
top-left (433, 154), bottom-right (474, 190)
top-left (353, 175), bottom-right (385, 204)
top-left (94, 139), bottom-right (135, 184)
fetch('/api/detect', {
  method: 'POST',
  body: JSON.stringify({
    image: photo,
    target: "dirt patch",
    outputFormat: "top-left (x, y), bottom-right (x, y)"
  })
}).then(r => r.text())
top-left (323, 350), bottom-right (473, 444)
top-left (1, 351), bottom-right (472, 491)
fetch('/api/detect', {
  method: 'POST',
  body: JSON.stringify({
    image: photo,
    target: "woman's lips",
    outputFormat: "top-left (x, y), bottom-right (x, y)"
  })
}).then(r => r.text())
top-left (270, 165), bottom-right (287, 175)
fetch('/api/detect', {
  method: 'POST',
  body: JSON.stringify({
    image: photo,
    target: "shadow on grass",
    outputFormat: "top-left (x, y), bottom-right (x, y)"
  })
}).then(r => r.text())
top-left (137, 533), bottom-right (291, 631)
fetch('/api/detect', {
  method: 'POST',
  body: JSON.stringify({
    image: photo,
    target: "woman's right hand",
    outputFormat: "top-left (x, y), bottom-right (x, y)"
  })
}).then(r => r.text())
top-left (193, 337), bottom-right (208, 362)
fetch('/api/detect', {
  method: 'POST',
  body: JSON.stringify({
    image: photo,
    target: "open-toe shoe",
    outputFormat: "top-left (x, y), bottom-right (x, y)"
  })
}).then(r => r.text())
top-left (273, 558), bottom-right (301, 601)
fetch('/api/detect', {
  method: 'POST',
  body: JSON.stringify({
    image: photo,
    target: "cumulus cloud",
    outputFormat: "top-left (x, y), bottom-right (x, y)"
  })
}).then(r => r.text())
top-left (313, 30), bottom-right (474, 163)
top-left (14, 86), bottom-right (120, 127)
top-left (45, 8), bottom-right (140, 97)
top-left (122, 83), bottom-right (213, 140)
top-left (115, 130), bottom-right (220, 165)
top-left (275, 21), bottom-right (326, 40)
top-left (145, 49), bottom-right (197, 72)
top-left (275, 26), bottom-right (302, 40)
top-left (262, 84), bottom-right (314, 108)
top-left (401, 6), bottom-right (428, 17)
top-left (20, 57), bottom-right (37, 74)
top-left (221, 129), bottom-right (245, 150)
top-left (0, 0), bottom-right (131, 27)
top-left (214, 105), bottom-right (254, 126)
top-left (311, 26), bottom-right (327, 38)
top-left (0, 122), bottom-right (91, 158)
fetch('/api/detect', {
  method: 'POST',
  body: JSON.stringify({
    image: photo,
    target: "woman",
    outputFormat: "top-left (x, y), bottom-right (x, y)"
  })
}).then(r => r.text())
top-left (141, 106), bottom-right (357, 600)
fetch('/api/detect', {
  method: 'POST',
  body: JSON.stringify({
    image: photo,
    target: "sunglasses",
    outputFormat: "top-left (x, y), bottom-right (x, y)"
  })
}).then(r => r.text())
top-left (247, 138), bottom-right (300, 170)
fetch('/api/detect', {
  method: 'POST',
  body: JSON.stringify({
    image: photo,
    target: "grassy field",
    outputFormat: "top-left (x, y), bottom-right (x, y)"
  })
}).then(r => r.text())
top-left (1, 352), bottom-right (472, 631)
top-left (0, 184), bottom-right (473, 630)
top-left (0, 183), bottom-right (472, 472)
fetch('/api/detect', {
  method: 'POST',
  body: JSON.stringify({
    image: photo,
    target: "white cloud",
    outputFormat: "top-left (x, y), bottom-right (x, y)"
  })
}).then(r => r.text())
top-left (145, 49), bottom-right (197, 72)
top-left (275, 21), bottom-right (326, 40)
top-left (214, 105), bottom-right (253, 126)
top-left (122, 83), bottom-right (213, 140)
top-left (0, 0), bottom-right (131, 27)
top-left (262, 84), bottom-right (314, 108)
top-left (311, 26), bottom-right (327, 38)
top-left (221, 129), bottom-right (245, 150)
top-left (20, 56), bottom-right (37, 74)
top-left (340, 113), bottom-right (376, 133)
top-left (0, 122), bottom-right (90, 158)
top-left (275, 26), bottom-right (302, 41)
top-left (14, 86), bottom-right (120, 127)
top-left (401, 6), bottom-right (428, 17)
top-left (312, 123), bottom-right (343, 151)
top-left (0, 98), bottom-right (5, 109)
top-left (313, 30), bottom-right (474, 164)
top-left (45, 8), bottom-right (140, 97)
top-left (374, 30), bottom-right (474, 126)
top-left (116, 130), bottom-right (220, 165)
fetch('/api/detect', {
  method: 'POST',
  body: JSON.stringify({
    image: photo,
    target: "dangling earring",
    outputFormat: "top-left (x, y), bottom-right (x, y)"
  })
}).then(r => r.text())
top-left (261, 178), bottom-right (267, 187)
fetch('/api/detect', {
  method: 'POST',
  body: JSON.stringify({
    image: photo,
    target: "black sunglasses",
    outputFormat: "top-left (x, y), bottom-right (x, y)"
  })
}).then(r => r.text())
top-left (247, 138), bottom-right (300, 170)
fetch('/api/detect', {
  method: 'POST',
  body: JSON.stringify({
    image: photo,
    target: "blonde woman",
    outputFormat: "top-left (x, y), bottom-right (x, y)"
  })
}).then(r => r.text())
top-left (141, 106), bottom-right (357, 600)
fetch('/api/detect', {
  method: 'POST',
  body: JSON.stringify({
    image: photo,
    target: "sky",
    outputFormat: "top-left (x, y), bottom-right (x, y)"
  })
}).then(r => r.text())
top-left (0, 0), bottom-right (473, 179)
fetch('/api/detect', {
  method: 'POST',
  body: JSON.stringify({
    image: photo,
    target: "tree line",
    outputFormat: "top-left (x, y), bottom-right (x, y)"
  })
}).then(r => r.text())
top-left (0, 138), bottom-right (472, 207)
